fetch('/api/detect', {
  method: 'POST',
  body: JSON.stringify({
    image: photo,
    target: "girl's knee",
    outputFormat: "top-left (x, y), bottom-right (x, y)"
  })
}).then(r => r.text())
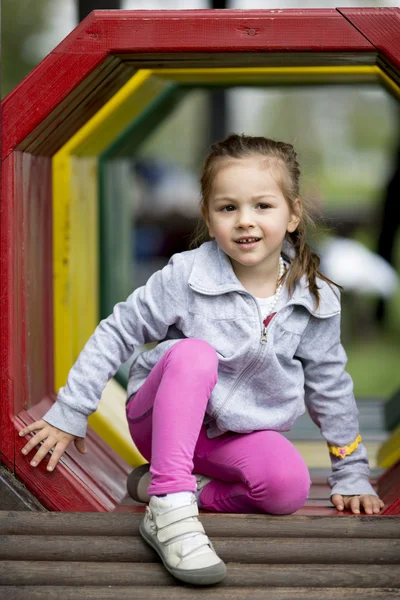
top-left (261, 468), bottom-right (311, 515)
top-left (247, 447), bottom-right (311, 515)
top-left (170, 338), bottom-right (218, 375)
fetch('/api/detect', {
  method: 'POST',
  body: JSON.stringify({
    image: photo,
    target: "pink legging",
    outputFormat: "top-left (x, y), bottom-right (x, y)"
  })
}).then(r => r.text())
top-left (126, 338), bottom-right (312, 514)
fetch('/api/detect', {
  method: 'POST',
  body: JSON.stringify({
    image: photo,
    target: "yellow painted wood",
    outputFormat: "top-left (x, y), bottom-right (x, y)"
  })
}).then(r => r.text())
top-left (71, 157), bottom-right (98, 362)
top-left (151, 66), bottom-right (380, 85)
top-left (377, 423), bottom-right (400, 469)
top-left (377, 67), bottom-right (400, 100)
top-left (53, 70), bottom-right (171, 390)
top-left (53, 70), bottom-right (170, 467)
top-left (88, 378), bottom-right (146, 467)
top-left (53, 64), bottom-right (397, 466)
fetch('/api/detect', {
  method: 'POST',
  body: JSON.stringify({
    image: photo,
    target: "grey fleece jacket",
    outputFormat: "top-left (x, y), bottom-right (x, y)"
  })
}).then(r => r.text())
top-left (43, 240), bottom-right (377, 498)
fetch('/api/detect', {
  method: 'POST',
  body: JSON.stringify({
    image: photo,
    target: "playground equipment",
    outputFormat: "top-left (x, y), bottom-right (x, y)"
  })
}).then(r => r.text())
top-left (1, 9), bottom-right (400, 516)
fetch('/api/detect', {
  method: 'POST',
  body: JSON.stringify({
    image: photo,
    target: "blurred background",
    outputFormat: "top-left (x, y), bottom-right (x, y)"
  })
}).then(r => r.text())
top-left (2, 0), bottom-right (400, 402)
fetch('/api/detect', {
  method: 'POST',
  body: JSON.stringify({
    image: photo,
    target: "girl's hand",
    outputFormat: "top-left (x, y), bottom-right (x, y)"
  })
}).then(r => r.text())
top-left (331, 493), bottom-right (384, 515)
top-left (18, 420), bottom-right (86, 472)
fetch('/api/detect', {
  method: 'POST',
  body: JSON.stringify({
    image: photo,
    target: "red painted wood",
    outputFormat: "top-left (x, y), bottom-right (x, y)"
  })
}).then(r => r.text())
top-left (339, 7), bottom-right (400, 69)
top-left (15, 153), bottom-right (54, 409)
top-left (0, 152), bottom-right (20, 466)
top-left (383, 497), bottom-right (400, 516)
top-left (1, 9), bottom-right (379, 159)
top-left (13, 397), bottom-right (130, 511)
top-left (1, 52), bottom-right (106, 160)
top-left (54, 10), bottom-right (373, 56)
top-left (379, 460), bottom-right (400, 515)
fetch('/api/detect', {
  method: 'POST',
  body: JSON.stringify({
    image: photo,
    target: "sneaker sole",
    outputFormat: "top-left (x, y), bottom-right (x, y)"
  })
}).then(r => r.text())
top-left (139, 520), bottom-right (227, 585)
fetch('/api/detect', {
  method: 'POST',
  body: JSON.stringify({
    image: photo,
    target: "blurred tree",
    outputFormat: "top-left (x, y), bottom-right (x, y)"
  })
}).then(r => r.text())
top-left (348, 90), bottom-right (395, 151)
top-left (1, 0), bottom-right (53, 97)
top-left (259, 91), bottom-right (324, 175)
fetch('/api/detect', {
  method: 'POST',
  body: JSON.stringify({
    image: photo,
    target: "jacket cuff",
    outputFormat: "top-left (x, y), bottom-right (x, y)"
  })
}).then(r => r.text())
top-left (329, 479), bottom-right (378, 499)
top-left (42, 401), bottom-right (88, 439)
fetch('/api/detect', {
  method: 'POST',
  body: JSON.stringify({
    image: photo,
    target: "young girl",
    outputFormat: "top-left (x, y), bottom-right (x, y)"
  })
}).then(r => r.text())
top-left (19, 134), bottom-right (384, 586)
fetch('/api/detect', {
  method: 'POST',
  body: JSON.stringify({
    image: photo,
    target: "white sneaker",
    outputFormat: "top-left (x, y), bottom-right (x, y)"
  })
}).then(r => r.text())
top-left (139, 493), bottom-right (226, 585)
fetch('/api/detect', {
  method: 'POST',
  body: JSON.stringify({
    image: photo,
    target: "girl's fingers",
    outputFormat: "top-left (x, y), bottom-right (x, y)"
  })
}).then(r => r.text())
top-left (331, 494), bottom-right (344, 510)
top-left (372, 497), bottom-right (384, 514)
top-left (46, 443), bottom-right (69, 472)
top-left (359, 495), bottom-right (374, 515)
top-left (348, 496), bottom-right (361, 514)
top-left (18, 421), bottom-right (46, 436)
top-left (29, 438), bottom-right (58, 467)
top-left (21, 429), bottom-right (49, 457)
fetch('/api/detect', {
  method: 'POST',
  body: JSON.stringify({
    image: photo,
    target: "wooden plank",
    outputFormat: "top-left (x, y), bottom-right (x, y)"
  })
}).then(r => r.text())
top-left (0, 153), bottom-right (17, 465)
top-left (1, 53), bottom-right (106, 159)
top-left (120, 51), bottom-right (378, 68)
top-left (114, 502), bottom-right (381, 518)
top-left (339, 7), bottom-right (400, 69)
top-left (1, 562), bottom-right (400, 588)
top-left (28, 60), bottom-right (137, 157)
top-left (15, 396), bottom-right (130, 512)
top-left (54, 10), bottom-right (374, 54)
top-left (384, 497), bottom-right (400, 516)
top-left (0, 466), bottom-right (47, 512)
top-left (2, 536), bottom-right (399, 564)
top-left (15, 153), bottom-right (54, 410)
top-left (379, 461), bottom-right (400, 515)
top-left (2, 511), bottom-right (398, 538)
top-left (377, 424), bottom-right (400, 469)
top-left (0, 587), bottom-right (399, 600)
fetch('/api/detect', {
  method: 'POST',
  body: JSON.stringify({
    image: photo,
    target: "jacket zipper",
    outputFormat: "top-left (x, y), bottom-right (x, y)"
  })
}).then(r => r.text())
top-left (196, 289), bottom-right (340, 422)
top-left (210, 294), bottom-right (269, 421)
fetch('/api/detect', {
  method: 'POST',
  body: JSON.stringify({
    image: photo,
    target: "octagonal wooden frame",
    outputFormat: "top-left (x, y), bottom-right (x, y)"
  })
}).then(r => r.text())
top-left (1, 8), bottom-right (399, 511)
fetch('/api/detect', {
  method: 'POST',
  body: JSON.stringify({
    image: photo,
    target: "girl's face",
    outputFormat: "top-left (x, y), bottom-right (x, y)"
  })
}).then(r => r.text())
top-left (203, 157), bottom-right (300, 280)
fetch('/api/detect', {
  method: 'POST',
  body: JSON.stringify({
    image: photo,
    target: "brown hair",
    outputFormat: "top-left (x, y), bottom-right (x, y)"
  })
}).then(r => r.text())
top-left (189, 133), bottom-right (342, 309)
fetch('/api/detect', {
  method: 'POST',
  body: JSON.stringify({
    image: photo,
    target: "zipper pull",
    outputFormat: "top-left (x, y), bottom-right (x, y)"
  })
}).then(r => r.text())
top-left (261, 327), bottom-right (268, 343)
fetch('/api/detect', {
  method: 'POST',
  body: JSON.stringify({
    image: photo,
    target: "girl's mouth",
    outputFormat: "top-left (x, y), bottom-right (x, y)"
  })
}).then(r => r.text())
top-left (235, 237), bottom-right (261, 249)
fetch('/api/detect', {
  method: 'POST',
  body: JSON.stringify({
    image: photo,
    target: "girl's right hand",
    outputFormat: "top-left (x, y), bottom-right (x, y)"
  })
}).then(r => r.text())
top-left (18, 420), bottom-right (87, 471)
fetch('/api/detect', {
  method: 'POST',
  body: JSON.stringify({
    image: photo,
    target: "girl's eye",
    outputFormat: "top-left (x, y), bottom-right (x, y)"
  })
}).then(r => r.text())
top-left (219, 203), bottom-right (271, 212)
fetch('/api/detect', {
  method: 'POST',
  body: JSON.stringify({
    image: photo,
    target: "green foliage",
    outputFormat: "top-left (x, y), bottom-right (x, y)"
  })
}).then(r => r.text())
top-left (1, 0), bottom-right (52, 97)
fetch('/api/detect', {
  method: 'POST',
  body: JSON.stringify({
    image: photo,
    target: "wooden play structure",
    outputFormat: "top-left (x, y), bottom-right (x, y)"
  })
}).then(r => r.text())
top-left (1, 8), bottom-right (399, 597)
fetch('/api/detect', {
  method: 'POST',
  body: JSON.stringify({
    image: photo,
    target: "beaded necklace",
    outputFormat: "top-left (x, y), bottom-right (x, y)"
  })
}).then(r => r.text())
top-left (260, 255), bottom-right (286, 342)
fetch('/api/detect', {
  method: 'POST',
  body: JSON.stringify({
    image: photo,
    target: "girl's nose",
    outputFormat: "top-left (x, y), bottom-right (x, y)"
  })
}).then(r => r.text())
top-left (236, 210), bottom-right (256, 228)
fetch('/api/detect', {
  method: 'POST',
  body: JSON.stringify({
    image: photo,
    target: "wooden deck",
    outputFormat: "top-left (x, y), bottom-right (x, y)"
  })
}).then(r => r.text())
top-left (1, 468), bottom-right (400, 599)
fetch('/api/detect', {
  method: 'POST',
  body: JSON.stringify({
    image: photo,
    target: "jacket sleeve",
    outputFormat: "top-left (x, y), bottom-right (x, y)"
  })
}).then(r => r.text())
top-left (43, 253), bottom-right (188, 438)
top-left (295, 311), bottom-right (377, 499)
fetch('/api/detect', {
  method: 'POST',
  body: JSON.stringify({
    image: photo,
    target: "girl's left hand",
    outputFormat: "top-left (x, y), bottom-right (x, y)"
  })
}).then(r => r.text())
top-left (331, 494), bottom-right (384, 515)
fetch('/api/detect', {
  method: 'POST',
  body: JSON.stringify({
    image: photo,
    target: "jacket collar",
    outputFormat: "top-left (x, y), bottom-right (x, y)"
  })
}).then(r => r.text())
top-left (188, 240), bottom-right (340, 318)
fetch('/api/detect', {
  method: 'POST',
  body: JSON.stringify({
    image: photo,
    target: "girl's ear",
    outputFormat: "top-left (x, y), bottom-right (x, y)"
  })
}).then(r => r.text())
top-left (287, 198), bottom-right (302, 233)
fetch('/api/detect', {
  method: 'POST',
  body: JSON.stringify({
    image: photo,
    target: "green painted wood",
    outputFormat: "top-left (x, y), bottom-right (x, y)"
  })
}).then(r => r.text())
top-left (98, 85), bottom-right (187, 323)
top-left (98, 85), bottom-right (190, 389)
